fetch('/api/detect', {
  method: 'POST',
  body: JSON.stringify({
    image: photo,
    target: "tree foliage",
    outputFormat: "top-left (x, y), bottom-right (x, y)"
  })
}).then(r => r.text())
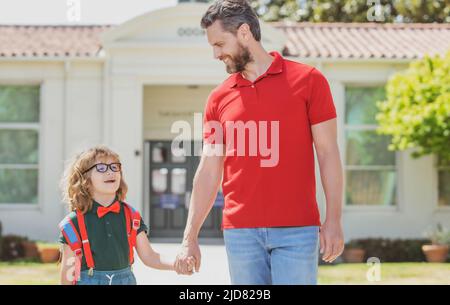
top-left (250, 0), bottom-right (450, 23)
top-left (376, 52), bottom-right (450, 164)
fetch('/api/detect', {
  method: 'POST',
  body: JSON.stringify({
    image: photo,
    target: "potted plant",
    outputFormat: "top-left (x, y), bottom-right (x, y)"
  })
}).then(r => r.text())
top-left (38, 243), bottom-right (61, 263)
top-left (422, 224), bottom-right (450, 263)
top-left (342, 240), bottom-right (366, 263)
top-left (22, 240), bottom-right (40, 259)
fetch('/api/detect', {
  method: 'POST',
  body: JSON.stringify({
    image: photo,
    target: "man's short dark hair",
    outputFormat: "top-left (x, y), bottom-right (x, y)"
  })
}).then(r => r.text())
top-left (200, 0), bottom-right (261, 41)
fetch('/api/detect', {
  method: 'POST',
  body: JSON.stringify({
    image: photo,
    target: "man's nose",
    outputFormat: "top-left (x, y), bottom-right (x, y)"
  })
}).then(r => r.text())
top-left (213, 49), bottom-right (222, 60)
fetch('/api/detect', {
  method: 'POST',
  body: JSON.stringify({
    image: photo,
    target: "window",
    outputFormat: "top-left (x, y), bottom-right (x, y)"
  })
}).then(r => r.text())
top-left (437, 157), bottom-right (450, 206)
top-left (152, 143), bottom-right (167, 163)
top-left (0, 85), bottom-right (40, 204)
top-left (151, 168), bottom-right (168, 194)
top-left (171, 168), bottom-right (187, 195)
top-left (345, 86), bottom-right (396, 206)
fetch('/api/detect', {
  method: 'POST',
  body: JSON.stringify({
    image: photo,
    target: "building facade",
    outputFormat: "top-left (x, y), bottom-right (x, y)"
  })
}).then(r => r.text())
top-left (0, 3), bottom-right (449, 242)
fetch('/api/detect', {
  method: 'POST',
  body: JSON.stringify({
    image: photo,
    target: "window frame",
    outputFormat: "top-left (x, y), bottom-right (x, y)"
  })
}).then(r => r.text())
top-left (0, 84), bottom-right (42, 207)
top-left (343, 83), bottom-right (400, 211)
top-left (435, 155), bottom-right (450, 210)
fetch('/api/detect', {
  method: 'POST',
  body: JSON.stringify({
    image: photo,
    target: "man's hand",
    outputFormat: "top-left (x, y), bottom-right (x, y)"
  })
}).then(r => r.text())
top-left (319, 219), bottom-right (344, 263)
top-left (175, 238), bottom-right (201, 275)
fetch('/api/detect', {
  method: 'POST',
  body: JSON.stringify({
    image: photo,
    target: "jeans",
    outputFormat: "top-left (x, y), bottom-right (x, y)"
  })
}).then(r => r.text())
top-left (223, 226), bottom-right (320, 285)
top-left (77, 266), bottom-right (137, 285)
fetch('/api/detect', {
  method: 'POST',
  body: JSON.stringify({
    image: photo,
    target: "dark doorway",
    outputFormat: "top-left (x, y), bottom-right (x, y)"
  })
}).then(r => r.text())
top-left (146, 140), bottom-right (223, 238)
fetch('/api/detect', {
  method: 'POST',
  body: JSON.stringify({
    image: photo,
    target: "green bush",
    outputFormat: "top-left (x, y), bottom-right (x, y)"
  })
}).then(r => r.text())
top-left (345, 238), bottom-right (433, 262)
top-left (0, 221), bottom-right (2, 259)
top-left (376, 51), bottom-right (450, 164)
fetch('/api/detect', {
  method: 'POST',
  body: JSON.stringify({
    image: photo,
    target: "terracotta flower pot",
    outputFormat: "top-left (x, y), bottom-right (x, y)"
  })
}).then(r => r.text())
top-left (39, 248), bottom-right (60, 263)
top-left (342, 248), bottom-right (366, 263)
top-left (422, 245), bottom-right (449, 263)
top-left (22, 241), bottom-right (40, 259)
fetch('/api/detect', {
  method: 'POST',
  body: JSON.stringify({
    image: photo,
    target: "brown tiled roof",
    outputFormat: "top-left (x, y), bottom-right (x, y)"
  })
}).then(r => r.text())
top-left (275, 22), bottom-right (450, 59)
top-left (0, 23), bottom-right (449, 60)
top-left (0, 25), bottom-right (111, 58)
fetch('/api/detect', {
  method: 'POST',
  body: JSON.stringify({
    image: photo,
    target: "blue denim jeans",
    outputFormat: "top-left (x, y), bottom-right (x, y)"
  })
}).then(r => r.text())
top-left (223, 226), bottom-right (320, 285)
top-left (76, 266), bottom-right (136, 285)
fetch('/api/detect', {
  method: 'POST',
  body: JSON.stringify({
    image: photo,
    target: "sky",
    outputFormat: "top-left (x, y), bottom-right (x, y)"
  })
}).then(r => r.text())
top-left (0, 0), bottom-right (178, 25)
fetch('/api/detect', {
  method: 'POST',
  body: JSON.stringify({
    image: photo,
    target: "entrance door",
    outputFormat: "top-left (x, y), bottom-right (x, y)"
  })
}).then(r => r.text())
top-left (146, 140), bottom-right (223, 238)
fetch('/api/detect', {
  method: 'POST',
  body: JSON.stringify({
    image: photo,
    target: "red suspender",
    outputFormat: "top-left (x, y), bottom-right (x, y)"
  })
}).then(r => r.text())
top-left (124, 205), bottom-right (132, 263)
top-left (123, 203), bottom-right (141, 265)
top-left (76, 210), bottom-right (95, 276)
top-left (62, 203), bottom-right (140, 282)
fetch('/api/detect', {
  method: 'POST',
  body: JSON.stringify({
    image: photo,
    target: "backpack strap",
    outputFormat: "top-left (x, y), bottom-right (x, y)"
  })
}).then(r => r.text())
top-left (58, 216), bottom-right (83, 284)
top-left (123, 202), bottom-right (141, 265)
top-left (76, 210), bottom-right (95, 276)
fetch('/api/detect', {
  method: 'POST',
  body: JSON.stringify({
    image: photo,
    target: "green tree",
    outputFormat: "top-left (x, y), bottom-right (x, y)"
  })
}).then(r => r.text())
top-left (310, 0), bottom-right (395, 22)
top-left (251, 0), bottom-right (311, 22)
top-left (250, 0), bottom-right (450, 23)
top-left (376, 52), bottom-right (450, 164)
top-left (394, 0), bottom-right (450, 23)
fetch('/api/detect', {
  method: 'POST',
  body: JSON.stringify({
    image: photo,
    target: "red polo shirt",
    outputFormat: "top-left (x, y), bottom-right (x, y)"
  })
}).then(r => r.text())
top-left (203, 51), bottom-right (336, 229)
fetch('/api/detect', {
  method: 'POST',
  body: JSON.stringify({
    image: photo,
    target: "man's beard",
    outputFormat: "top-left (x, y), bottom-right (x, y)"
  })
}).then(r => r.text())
top-left (224, 44), bottom-right (253, 74)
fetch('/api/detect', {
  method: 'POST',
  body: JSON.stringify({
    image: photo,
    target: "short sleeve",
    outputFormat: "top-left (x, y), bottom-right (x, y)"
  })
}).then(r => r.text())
top-left (307, 68), bottom-right (337, 125)
top-left (137, 216), bottom-right (148, 235)
top-left (203, 92), bottom-right (224, 145)
top-left (58, 212), bottom-right (77, 245)
top-left (58, 232), bottom-right (67, 244)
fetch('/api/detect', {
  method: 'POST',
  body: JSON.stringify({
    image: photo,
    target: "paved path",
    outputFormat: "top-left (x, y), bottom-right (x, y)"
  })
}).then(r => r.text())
top-left (133, 241), bottom-right (231, 285)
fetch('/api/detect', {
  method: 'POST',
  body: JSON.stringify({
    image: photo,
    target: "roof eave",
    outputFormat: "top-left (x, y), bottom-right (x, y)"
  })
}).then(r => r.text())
top-left (0, 55), bottom-right (105, 62)
top-left (286, 56), bottom-right (420, 64)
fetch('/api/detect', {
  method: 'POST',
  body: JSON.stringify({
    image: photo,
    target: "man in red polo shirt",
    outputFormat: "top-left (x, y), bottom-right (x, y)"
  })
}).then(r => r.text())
top-left (175, 0), bottom-right (344, 285)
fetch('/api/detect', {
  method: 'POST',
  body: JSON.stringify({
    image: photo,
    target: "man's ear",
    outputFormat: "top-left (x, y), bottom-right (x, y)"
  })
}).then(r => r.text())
top-left (237, 23), bottom-right (252, 41)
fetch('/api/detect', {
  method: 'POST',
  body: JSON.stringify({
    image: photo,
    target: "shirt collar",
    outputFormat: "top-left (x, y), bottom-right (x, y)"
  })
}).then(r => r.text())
top-left (229, 51), bottom-right (284, 88)
top-left (90, 197), bottom-right (119, 213)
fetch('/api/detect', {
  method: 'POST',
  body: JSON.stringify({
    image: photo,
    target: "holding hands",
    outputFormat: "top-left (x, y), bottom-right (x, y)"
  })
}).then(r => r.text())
top-left (175, 238), bottom-right (201, 275)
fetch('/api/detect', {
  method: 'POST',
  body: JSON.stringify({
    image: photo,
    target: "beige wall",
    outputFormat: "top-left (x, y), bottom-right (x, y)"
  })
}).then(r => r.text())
top-left (0, 60), bottom-right (103, 241)
top-left (143, 85), bottom-right (215, 140)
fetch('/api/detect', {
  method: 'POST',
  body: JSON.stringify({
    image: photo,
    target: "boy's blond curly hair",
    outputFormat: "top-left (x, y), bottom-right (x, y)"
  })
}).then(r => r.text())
top-left (60, 145), bottom-right (128, 213)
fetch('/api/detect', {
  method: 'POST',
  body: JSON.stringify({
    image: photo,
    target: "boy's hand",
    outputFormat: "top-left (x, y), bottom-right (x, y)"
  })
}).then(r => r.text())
top-left (174, 256), bottom-right (196, 275)
top-left (186, 256), bottom-right (196, 274)
top-left (175, 239), bottom-right (201, 274)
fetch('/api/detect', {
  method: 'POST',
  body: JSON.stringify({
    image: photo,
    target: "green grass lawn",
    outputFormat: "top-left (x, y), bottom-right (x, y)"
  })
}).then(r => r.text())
top-left (0, 262), bottom-right (449, 284)
top-left (318, 262), bottom-right (450, 285)
top-left (0, 262), bottom-right (60, 285)
top-left (36, 242), bottom-right (60, 250)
